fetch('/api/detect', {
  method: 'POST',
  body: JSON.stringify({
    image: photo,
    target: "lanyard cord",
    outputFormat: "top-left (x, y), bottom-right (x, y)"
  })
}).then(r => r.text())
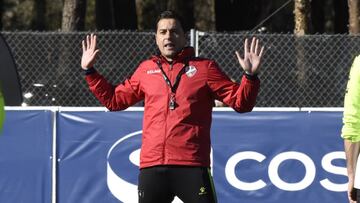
top-left (156, 60), bottom-right (189, 94)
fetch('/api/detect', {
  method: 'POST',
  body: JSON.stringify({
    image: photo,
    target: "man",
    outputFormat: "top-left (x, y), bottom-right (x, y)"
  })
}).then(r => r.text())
top-left (81, 10), bottom-right (264, 203)
top-left (343, 55), bottom-right (360, 203)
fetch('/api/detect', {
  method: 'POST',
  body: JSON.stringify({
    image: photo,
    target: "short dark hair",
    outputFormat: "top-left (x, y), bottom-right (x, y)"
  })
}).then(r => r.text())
top-left (155, 10), bottom-right (184, 31)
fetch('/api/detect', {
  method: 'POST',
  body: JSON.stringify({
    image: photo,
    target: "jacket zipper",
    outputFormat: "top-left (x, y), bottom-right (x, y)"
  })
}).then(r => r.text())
top-left (162, 62), bottom-right (173, 164)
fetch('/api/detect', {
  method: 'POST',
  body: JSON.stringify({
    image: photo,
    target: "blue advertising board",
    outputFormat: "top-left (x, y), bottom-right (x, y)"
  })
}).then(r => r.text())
top-left (57, 110), bottom-right (347, 203)
top-left (211, 111), bottom-right (346, 203)
top-left (0, 110), bottom-right (52, 203)
top-left (57, 111), bottom-right (143, 203)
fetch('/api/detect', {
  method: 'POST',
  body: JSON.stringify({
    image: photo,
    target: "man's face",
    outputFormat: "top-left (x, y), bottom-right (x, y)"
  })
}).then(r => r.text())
top-left (156, 18), bottom-right (186, 61)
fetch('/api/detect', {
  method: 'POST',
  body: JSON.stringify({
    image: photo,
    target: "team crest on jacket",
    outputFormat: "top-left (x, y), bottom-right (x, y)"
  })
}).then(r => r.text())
top-left (185, 66), bottom-right (197, 77)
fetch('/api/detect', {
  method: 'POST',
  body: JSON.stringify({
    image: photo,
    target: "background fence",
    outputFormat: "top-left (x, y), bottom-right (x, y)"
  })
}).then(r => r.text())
top-left (2, 31), bottom-right (360, 107)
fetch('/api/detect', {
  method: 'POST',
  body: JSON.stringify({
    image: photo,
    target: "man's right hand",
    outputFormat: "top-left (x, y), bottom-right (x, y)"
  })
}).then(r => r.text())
top-left (81, 33), bottom-right (99, 70)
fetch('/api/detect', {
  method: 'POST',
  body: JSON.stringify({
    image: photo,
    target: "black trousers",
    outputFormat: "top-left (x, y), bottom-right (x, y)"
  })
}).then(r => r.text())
top-left (138, 165), bottom-right (217, 203)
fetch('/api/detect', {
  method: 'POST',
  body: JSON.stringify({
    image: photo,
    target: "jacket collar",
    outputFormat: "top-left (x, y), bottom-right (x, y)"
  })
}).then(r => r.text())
top-left (151, 46), bottom-right (195, 64)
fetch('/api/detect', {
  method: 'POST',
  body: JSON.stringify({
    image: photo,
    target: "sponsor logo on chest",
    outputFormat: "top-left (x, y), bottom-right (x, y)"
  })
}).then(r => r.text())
top-left (146, 65), bottom-right (198, 78)
top-left (146, 69), bottom-right (161, 74)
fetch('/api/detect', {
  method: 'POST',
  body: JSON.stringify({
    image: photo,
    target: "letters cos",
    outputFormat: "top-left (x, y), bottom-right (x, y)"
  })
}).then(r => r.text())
top-left (225, 151), bottom-right (346, 192)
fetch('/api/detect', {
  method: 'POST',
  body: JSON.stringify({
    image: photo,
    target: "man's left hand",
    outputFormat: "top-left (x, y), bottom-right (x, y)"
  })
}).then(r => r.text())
top-left (235, 37), bottom-right (264, 75)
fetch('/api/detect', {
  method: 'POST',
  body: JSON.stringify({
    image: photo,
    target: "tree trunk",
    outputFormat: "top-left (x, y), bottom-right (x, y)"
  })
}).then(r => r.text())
top-left (194, 0), bottom-right (215, 31)
top-left (294, 0), bottom-right (311, 107)
top-left (348, 0), bottom-right (360, 34)
top-left (62, 0), bottom-right (86, 31)
top-left (31, 0), bottom-right (46, 30)
top-left (294, 0), bottom-right (312, 35)
top-left (60, 0), bottom-right (86, 106)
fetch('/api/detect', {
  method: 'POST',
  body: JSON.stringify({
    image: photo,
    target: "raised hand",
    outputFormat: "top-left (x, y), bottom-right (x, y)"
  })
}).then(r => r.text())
top-left (81, 33), bottom-right (99, 70)
top-left (235, 37), bottom-right (264, 75)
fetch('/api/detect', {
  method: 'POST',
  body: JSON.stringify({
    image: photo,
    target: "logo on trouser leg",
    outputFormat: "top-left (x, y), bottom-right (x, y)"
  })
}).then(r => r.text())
top-left (138, 190), bottom-right (145, 198)
top-left (198, 187), bottom-right (207, 195)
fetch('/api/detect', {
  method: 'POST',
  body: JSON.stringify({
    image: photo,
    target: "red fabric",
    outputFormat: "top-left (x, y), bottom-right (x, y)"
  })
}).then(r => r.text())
top-left (85, 47), bottom-right (260, 169)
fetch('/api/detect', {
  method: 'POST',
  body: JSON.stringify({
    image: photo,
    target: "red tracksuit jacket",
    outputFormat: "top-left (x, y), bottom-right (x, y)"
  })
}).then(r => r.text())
top-left (85, 47), bottom-right (260, 169)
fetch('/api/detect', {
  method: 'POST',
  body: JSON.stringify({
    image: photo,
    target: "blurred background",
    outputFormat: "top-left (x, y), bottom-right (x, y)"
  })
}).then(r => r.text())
top-left (0, 0), bottom-right (350, 33)
top-left (0, 0), bottom-right (358, 107)
top-left (0, 1), bottom-right (354, 203)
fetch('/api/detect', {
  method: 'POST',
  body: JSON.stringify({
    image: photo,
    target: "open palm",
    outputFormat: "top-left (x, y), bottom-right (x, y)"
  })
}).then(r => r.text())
top-left (81, 33), bottom-right (99, 70)
top-left (235, 37), bottom-right (264, 75)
